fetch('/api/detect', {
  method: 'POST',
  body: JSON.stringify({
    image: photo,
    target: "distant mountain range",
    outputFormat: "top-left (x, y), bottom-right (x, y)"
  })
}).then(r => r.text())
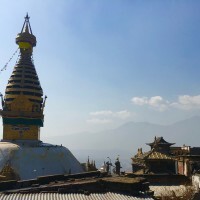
top-left (43, 116), bottom-right (200, 170)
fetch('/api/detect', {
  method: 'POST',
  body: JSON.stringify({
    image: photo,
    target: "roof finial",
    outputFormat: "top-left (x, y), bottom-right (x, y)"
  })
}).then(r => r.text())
top-left (41, 95), bottom-right (47, 111)
top-left (20, 13), bottom-right (33, 34)
top-left (0, 93), bottom-right (4, 108)
top-left (25, 13), bottom-right (30, 21)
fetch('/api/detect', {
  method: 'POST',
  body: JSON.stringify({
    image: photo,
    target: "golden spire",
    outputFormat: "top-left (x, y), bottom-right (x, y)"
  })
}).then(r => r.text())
top-left (1, 14), bottom-right (45, 141)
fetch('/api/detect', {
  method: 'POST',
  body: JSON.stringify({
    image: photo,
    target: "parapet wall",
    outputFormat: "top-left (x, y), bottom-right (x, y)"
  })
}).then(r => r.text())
top-left (126, 173), bottom-right (190, 185)
top-left (0, 171), bottom-right (153, 197)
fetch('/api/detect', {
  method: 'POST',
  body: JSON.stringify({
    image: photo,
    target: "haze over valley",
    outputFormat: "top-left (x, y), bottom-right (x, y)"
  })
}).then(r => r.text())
top-left (44, 116), bottom-right (200, 170)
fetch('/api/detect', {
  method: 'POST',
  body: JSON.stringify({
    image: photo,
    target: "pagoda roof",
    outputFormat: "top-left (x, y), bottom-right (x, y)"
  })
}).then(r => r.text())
top-left (144, 150), bottom-right (173, 160)
top-left (146, 136), bottom-right (175, 147)
top-left (132, 149), bottom-right (174, 160)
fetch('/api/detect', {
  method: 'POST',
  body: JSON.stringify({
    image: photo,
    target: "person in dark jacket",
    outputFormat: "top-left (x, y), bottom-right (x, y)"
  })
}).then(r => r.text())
top-left (115, 157), bottom-right (122, 175)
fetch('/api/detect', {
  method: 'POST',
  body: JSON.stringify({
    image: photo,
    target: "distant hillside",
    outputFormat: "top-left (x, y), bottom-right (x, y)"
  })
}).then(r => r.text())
top-left (43, 116), bottom-right (200, 169)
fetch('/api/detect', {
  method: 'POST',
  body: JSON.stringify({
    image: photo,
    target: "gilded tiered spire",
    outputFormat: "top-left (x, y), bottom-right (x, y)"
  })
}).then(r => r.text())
top-left (0, 14), bottom-right (45, 141)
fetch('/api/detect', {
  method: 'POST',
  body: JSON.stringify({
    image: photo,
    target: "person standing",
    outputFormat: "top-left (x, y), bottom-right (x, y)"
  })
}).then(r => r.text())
top-left (115, 157), bottom-right (122, 175)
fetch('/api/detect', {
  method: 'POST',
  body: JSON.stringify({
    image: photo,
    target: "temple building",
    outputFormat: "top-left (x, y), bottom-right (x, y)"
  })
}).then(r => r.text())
top-left (132, 136), bottom-right (200, 177)
top-left (0, 14), bottom-right (83, 180)
top-left (132, 137), bottom-right (176, 174)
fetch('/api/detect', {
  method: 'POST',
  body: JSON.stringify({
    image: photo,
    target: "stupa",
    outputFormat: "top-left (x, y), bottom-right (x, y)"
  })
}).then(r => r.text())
top-left (0, 14), bottom-right (83, 180)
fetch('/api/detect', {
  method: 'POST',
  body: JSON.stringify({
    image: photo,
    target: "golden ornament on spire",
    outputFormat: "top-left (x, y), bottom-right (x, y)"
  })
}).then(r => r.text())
top-left (16, 13), bottom-right (36, 50)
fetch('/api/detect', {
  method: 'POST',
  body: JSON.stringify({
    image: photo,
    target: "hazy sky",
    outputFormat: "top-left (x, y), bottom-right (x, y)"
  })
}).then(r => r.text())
top-left (0, 0), bottom-right (200, 138)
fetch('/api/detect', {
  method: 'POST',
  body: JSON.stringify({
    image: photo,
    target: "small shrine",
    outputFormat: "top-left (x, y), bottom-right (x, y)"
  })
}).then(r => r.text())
top-left (132, 137), bottom-right (176, 174)
top-left (0, 164), bottom-right (19, 181)
top-left (81, 157), bottom-right (97, 172)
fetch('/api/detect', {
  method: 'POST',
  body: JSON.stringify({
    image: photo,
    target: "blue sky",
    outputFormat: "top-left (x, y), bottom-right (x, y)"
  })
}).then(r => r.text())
top-left (0, 0), bottom-right (200, 138)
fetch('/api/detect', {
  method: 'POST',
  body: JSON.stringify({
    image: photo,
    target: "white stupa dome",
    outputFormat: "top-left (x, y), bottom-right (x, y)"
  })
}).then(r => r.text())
top-left (0, 141), bottom-right (83, 180)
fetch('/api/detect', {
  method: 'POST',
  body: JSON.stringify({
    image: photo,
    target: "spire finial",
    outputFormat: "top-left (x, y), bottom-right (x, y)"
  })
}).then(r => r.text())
top-left (25, 13), bottom-right (30, 21)
top-left (20, 13), bottom-right (33, 34)
top-left (16, 14), bottom-right (36, 48)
